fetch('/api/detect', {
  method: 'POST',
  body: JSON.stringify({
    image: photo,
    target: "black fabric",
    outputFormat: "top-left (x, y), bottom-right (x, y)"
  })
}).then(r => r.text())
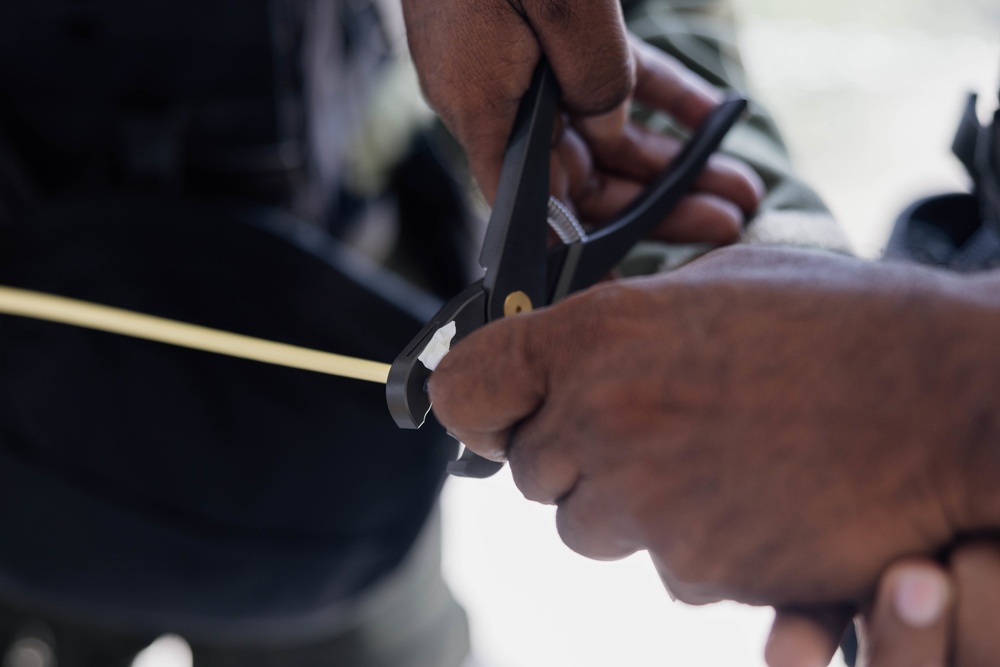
top-left (0, 2), bottom-right (286, 193)
top-left (886, 84), bottom-right (1000, 272)
top-left (884, 192), bottom-right (1000, 270)
top-left (951, 91), bottom-right (1000, 236)
top-left (388, 133), bottom-right (479, 298)
top-left (0, 0), bottom-right (472, 634)
top-left (0, 0), bottom-right (389, 221)
top-left (0, 193), bottom-right (455, 630)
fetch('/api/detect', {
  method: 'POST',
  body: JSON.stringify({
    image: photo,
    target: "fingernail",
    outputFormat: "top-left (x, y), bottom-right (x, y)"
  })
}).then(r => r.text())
top-left (893, 568), bottom-right (949, 627)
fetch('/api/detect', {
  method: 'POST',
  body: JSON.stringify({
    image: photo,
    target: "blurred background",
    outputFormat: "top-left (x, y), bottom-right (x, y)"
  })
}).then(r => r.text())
top-left (738, 0), bottom-right (999, 256)
top-left (130, 0), bottom-right (999, 666)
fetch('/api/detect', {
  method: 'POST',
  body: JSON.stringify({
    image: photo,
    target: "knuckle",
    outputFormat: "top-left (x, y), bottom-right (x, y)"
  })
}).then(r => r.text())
top-left (951, 540), bottom-right (1000, 577)
top-left (555, 499), bottom-right (615, 559)
top-left (649, 545), bottom-right (729, 606)
top-left (530, 0), bottom-right (573, 29)
top-left (708, 200), bottom-right (745, 244)
top-left (554, 485), bottom-right (640, 561)
top-left (554, 504), bottom-right (591, 556)
top-left (653, 561), bottom-right (723, 606)
top-left (524, 0), bottom-right (632, 116)
top-left (648, 531), bottom-right (717, 595)
top-left (563, 56), bottom-right (634, 116)
top-left (705, 153), bottom-right (765, 214)
top-left (508, 435), bottom-right (578, 504)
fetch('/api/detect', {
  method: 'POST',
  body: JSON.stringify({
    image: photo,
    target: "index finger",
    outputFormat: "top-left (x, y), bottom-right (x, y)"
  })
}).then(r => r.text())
top-left (861, 560), bottom-right (951, 667)
top-left (574, 38), bottom-right (721, 147)
top-left (632, 38), bottom-right (722, 130)
top-left (428, 314), bottom-right (550, 461)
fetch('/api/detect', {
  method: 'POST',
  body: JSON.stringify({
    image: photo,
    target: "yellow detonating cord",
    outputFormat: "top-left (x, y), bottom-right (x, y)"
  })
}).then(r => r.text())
top-left (0, 285), bottom-right (391, 384)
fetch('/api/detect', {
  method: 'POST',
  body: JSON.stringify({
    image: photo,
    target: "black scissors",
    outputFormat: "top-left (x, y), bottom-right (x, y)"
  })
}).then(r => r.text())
top-left (387, 59), bottom-right (747, 478)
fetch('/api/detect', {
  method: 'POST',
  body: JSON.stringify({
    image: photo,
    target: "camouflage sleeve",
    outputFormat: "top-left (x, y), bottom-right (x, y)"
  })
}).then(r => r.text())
top-left (618, 0), bottom-right (850, 276)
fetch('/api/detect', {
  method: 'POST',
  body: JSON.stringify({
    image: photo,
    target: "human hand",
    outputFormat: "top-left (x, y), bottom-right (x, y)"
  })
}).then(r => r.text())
top-left (402, 0), bottom-right (762, 244)
top-left (429, 245), bottom-right (1000, 606)
top-left (765, 542), bottom-right (1000, 667)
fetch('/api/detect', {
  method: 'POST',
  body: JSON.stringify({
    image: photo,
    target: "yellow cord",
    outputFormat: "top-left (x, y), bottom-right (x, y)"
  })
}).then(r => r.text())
top-left (0, 285), bottom-right (391, 384)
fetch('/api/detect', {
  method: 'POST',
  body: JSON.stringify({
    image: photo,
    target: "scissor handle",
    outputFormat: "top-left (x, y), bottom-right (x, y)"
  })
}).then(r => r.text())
top-left (387, 282), bottom-right (488, 429)
top-left (552, 95), bottom-right (748, 299)
top-left (385, 280), bottom-right (505, 477)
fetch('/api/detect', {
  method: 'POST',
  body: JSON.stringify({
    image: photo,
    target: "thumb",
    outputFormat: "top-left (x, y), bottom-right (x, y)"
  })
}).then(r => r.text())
top-left (403, 0), bottom-right (633, 203)
top-left (860, 560), bottom-right (951, 667)
top-left (519, 0), bottom-right (634, 119)
top-left (428, 314), bottom-right (549, 462)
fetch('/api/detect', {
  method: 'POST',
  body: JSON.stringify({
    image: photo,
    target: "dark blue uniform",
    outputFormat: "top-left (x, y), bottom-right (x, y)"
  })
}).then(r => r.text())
top-left (0, 2), bottom-right (470, 664)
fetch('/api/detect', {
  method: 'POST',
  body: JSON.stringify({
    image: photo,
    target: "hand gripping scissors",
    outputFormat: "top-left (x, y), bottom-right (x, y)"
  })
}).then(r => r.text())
top-left (386, 60), bottom-right (747, 478)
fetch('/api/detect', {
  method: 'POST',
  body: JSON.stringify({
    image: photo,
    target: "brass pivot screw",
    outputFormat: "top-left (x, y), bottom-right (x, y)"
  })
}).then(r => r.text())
top-left (504, 291), bottom-right (533, 317)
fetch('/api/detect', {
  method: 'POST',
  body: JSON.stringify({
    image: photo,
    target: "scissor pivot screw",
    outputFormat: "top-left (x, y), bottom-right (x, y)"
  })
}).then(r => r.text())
top-left (504, 291), bottom-right (533, 317)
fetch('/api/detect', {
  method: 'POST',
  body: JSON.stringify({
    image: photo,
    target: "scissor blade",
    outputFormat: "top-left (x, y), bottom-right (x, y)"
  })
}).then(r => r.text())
top-left (479, 60), bottom-right (558, 322)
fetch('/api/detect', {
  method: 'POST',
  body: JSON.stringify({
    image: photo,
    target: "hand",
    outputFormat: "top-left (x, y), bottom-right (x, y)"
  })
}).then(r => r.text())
top-left (402, 0), bottom-right (763, 243)
top-left (765, 542), bottom-right (1000, 667)
top-left (429, 245), bottom-right (1000, 606)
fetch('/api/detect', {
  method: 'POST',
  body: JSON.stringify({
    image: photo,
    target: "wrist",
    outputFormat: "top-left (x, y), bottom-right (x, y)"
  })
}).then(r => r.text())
top-left (932, 273), bottom-right (1000, 535)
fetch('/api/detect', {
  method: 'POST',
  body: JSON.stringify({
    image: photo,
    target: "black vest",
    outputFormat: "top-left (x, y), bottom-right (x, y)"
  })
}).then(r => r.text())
top-left (0, 0), bottom-right (391, 220)
top-left (887, 80), bottom-right (1000, 269)
top-left (0, 0), bottom-right (460, 634)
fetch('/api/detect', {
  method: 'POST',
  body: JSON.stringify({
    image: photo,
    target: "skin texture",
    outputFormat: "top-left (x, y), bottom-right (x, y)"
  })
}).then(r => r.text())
top-left (765, 606), bottom-right (853, 667)
top-left (767, 542), bottom-right (1000, 666)
top-left (402, 0), bottom-right (763, 243)
top-left (950, 542), bottom-right (1000, 666)
top-left (403, 1), bottom-right (1000, 657)
top-left (429, 245), bottom-right (1000, 608)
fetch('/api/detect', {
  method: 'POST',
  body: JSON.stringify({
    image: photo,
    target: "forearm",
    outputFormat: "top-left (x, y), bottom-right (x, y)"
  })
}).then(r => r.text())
top-left (622, 0), bottom-right (1000, 575)
top-left (943, 269), bottom-right (1000, 535)
top-left (798, 258), bottom-right (1000, 542)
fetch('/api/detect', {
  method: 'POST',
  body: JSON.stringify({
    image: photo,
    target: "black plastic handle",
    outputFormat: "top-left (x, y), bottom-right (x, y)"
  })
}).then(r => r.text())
top-left (552, 95), bottom-right (748, 299)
